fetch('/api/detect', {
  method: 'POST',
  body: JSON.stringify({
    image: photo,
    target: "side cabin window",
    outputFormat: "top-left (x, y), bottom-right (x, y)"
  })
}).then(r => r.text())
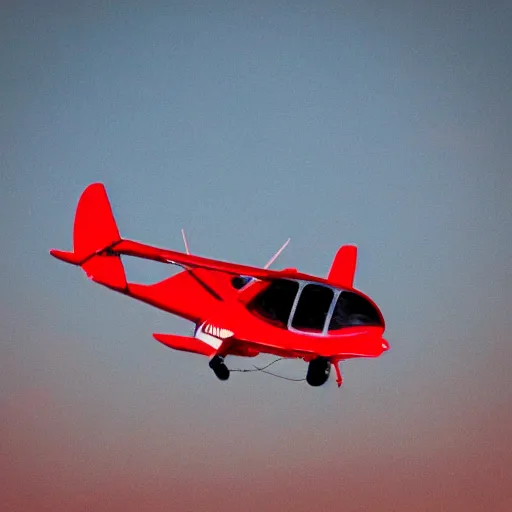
top-left (328, 291), bottom-right (381, 331)
top-left (248, 279), bottom-right (299, 328)
top-left (231, 276), bottom-right (252, 289)
top-left (291, 283), bottom-right (334, 333)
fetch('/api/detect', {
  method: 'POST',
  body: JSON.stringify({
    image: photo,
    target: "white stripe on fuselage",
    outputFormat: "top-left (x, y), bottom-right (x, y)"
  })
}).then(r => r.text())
top-left (204, 323), bottom-right (233, 339)
top-left (195, 322), bottom-right (224, 349)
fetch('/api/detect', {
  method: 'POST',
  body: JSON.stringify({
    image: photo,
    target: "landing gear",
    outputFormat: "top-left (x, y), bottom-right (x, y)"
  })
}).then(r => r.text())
top-left (306, 357), bottom-right (331, 387)
top-left (209, 355), bottom-right (230, 381)
top-left (333, 360), bottom-right (343, 388)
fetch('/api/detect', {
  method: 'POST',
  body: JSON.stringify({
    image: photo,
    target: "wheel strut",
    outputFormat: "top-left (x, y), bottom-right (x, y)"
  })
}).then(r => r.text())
top-left (333, 360), bottom-right (343, 388)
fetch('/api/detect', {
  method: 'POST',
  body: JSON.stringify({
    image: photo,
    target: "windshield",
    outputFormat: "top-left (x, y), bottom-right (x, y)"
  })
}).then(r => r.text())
top-left (249, 280), bottom-right (382, 334)
top-left (328, 291), bottom-right (382, 330)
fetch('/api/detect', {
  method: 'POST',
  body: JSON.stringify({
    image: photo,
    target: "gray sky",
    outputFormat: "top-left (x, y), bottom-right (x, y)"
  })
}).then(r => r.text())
top-left (2, 1), bottom-right (512, 510)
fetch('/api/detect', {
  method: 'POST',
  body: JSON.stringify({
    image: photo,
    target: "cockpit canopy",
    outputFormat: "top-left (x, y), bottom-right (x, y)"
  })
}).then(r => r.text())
top-left (247, 279), bottom-right (382, 335)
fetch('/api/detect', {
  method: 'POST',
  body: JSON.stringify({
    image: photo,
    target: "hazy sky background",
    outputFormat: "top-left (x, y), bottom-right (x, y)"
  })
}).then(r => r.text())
top-left (2, 1), bottom-right (511, 510)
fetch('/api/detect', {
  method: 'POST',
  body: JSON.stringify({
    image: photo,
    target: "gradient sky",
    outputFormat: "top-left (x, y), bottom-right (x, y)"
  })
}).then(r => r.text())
top-left (2, 1), bottom-right (512, 511)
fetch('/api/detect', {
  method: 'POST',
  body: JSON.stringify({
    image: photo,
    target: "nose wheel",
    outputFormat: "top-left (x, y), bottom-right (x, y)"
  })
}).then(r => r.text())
top-left (306, 358), bottom-right (343, 388)
top-left (306, 357), bottom-right (331, 386)
top-left (209, 355), bottom-right (230, 381)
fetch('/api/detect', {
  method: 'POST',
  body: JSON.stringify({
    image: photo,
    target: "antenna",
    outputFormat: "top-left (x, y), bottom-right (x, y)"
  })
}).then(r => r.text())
top-left (264, 238), bottom-right (290, 269)
top-left (181, 228), bottom-right (190, 255)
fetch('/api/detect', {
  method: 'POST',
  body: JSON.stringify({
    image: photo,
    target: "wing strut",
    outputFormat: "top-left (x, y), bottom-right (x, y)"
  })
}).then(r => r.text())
top-left (181, 229), bottom-right (190, 255)
top-left (264, 238), bottom-right (290, 269)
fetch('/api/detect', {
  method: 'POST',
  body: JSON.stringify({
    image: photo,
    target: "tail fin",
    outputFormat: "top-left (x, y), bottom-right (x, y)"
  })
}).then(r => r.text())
top-left (50, 183), bottom-right (127, 291)
top-left (327, 245), bottom-right (357, 288)
top-left (72, 183), bottom-right (121, 259)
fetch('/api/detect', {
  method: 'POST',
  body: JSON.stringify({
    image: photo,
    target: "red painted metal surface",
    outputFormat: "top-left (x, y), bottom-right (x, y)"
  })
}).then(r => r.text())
top-left (328, 245), bottom-right (358, 288)
top-left (50, 183), bottom-right (389, 387)
top-left (153, 333), bottom-right (217, 357)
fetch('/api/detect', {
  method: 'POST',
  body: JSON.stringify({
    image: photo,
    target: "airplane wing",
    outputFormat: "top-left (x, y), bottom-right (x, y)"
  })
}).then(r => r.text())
top-left (50, 182), bottom-right (343, 296)
top-left (111, 239), bottom-right (325, 284)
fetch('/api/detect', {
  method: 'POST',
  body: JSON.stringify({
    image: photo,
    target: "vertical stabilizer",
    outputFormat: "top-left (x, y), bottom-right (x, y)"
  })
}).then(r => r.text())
top-left (50, 183), bottom-right (127, 291)
top-left (73, 183), bottom-right (121, 259)
top-left (327, 245), bottom-right (357, 288)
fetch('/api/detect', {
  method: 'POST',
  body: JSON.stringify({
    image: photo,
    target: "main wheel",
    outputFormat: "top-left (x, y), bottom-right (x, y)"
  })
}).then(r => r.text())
top-left (209, 355), bottom-right (230, 381)
top-left (306, 357), bottom-right (331, 387)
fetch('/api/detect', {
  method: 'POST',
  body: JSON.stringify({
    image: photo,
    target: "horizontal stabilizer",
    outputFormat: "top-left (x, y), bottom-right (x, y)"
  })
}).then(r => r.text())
top-left (153, 333), bottom-right (217, 357)
top-left (49, 249), bottom-right (82, 265)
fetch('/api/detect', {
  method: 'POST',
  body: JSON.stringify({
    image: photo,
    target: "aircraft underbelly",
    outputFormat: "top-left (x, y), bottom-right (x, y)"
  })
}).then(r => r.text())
top-left (209, 308), bottom-right (387, 359)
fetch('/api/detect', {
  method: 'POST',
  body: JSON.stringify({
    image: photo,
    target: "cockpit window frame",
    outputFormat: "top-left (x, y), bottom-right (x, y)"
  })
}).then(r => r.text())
top-left (287, 282), bottom-right (340, 336)
top-left (248, 278), bottom-right (382, 336)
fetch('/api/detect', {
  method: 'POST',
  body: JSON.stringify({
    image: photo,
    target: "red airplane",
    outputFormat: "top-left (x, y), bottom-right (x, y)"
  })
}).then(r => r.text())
top-left (50, 183), bottom-right (389, 388)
